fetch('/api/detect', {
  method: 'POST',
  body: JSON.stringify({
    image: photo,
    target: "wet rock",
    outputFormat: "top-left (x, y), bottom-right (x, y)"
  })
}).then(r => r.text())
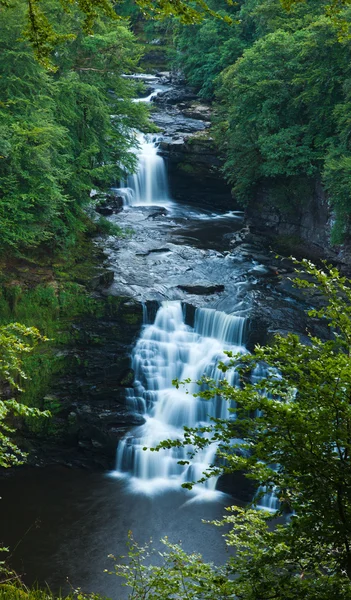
top-left (106, 193), bottom-right (124, 212)
top-left (106, 412), bottom-right (145, 427)
top-left (119, 368), bottom-right (135, 387)
top-left (181, 103), bottom-right (211, 121)
top-left (178, 283), bottom-right (225, 295)
top-left (96, 206), bottom-right (114, 216)
top-left (146, 208), bottom-right (168, 219)
top-left (89, 270), bottom-right (114, 290)
top-left (216, 471), bottom-right (256, 501)
top-left (154, 87), bottom-right (197, 105)
top-left (136, 247), bottom-right (170, 256)
top-left (95, 192), bottom-right (123, 216)
top-left (153, 111), bottom-right (209, 136)
top-left (159, 133), bottom-right (220, 173)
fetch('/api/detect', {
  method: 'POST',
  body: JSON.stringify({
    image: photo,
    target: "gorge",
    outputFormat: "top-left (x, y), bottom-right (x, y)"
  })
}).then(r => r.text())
top-left (0, 74), bottom-right (317, 596)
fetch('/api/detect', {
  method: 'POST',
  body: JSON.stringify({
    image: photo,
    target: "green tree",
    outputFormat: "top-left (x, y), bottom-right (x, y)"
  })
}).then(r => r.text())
top-left (111, 262), bottom-right (351, 599)
top-left (173, 0), bottom-right (243, 100)
top-left (0, 323), bottom-right (48, 467)
top-left (0, 0), bottom-right (235, 68)
top-left (215, 14), bottom-right (349, 206)
top-left (0, 0), bottom-right (149, 252)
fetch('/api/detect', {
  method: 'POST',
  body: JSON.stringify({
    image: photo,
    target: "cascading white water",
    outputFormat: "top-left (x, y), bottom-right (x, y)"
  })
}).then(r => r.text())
top-left (133, 89), bottom-right (162, 103)
top-left (117, 133), bottom-right (172, 207)
top-left (251, 364), bottom-right (280, 511)
top-left (113, 301), bottom-right (246, 496)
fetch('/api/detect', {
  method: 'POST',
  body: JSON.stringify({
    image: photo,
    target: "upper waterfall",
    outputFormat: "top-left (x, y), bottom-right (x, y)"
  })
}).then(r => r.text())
top-left (116, 133), bottom-right (172, 207)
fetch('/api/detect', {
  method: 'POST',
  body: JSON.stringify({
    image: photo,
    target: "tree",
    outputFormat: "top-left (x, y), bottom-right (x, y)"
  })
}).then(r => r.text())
top-left (173, 0), bottom-right (244, 100)
top-left (111, 262), bottom-right (351, 599)
top-left (215, 12), bottom-right (349, 205)
top-left (0, 0), bottom-right (234, 68)
top-left (0, 323), bottom-right (48, 467)
top-left (0, 0), bottom-right (149, 252)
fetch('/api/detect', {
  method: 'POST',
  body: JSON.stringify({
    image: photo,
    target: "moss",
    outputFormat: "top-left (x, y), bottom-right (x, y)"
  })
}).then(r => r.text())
top-left (178, 163), bottom-right (206, 176)
top-left (122, 311), bottom-right (141, 325)
top-left (0, 236), bottom-right (107, 422)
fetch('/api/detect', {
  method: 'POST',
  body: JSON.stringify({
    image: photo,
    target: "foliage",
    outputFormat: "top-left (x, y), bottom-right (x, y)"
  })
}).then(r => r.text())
top-left (173, 0), bottom-right (248, 99)
top-left (172, 0), bottom-right (351, 241)
top-left (0, 0), bottom-right (235, 68)
top-left (109, 531), bottom-right (233, 599)
top-left (0, 0), bottom-right (148, 252)
top-left (216, 15), bottom-right (348, 204)
top-left (0, 584), bottom-right (101, 600)
top-left (0, 323), bottom-right (49, 467)
top-left (111, 262), bottom-right (351, 598)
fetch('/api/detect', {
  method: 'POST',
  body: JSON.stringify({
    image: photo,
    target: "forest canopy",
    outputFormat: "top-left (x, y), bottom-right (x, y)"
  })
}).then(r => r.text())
top-left (0, 0), bottom-right (152, 252)
top-left (173, 0), bottom-right (351, 242)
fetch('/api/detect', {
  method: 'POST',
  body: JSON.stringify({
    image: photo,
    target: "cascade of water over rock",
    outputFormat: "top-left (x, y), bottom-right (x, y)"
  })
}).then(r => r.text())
top-left (111, 80), bottom-right (279, 508)
top-left (116, 133), bottom-right (171, 207)
top-left (113, 302), bottom-right (246, 496)
top-left (113, 86), bottom-right (171, 207)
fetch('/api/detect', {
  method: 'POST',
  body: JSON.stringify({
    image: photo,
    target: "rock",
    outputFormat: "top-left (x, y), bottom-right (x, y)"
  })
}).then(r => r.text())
top-left (106, 193), bottom-right (124, 212)
top-left (119, 368), bottom-right (135, 387)
top-left (178, 283), bottom-right (225, 295)
top-left (154, 87), bottom-right (197, 105)
top-left (92, 439), bottom-right (103, 448)
top-left (88, 269), bottom-right (114, 290)
top-left (146, 208), bottom-right (168, 219)
top-left (182, 103), bottom-right (212, 121)
top-left (136, 247), bottom-right (170, 256)
top-left (96, 206), bottom-right (114, 216)
top-left (159, 132), bottom-right (221, 172)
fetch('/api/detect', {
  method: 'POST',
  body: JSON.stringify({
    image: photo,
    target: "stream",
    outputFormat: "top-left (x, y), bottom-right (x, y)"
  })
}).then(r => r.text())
top-left (0, 74), bottom-right (310, 597)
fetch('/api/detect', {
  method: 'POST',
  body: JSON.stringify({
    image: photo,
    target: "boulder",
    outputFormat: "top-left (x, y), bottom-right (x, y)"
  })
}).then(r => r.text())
top-left (178, 283), bottom-right (225, 295)
top-left (182, 103), bottom-right (212, 121)
top-left (154, 88), bottom-right (198, 105)
top-left (96, 206), bottom-right (114, 216)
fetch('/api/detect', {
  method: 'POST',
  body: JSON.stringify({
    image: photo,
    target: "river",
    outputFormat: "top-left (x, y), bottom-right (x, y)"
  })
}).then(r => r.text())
top-left (0, 74), bottom-right (308, 597)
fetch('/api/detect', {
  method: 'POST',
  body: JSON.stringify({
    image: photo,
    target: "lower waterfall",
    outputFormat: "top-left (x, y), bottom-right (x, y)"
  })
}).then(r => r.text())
top-left (113, 301), bottom-right (246, 496)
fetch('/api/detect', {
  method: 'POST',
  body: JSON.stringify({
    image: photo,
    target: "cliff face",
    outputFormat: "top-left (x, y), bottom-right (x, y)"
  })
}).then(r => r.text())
top-left (247, 181), bottom-right (329, 249)
top-left (239, 181), bottom-right (351, 271)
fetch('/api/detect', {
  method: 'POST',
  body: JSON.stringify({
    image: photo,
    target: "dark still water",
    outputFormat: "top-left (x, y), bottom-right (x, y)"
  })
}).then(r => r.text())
top-left (0, 467), bottom-right (232, 598)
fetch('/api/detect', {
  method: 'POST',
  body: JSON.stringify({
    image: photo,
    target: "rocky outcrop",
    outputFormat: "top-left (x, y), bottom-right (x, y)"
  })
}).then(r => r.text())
top-left (92, 191), bottom-right (124, 215)
top-left (247, 181), bottom-right (329, 251)
top-left (245, 181), bottom-right (351, 271)
top-left (25, 296), bottom-right (144, 469)
top-left (154, 87), bottom-right (198, 105)
top-left (178, 283), bottom-right (225, 295)
top-left (160, 131), bottom-right (220, 170)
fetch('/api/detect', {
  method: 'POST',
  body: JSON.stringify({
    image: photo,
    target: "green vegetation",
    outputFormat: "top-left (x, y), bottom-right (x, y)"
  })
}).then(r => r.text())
top-left (0, 322), bottom-right (49, 467)
top-left (174, 0), bottom-right (351, 241)
top-left (3, 0), bottom-right (351, 597)
top-left (0, 584), bottom-right (100, 600)
top-left (110, 262), bottom-right (351, 598)
top-left (0, 0), bottom-right (235, 71)
top-left (0, 0), bottom-right (150, 253)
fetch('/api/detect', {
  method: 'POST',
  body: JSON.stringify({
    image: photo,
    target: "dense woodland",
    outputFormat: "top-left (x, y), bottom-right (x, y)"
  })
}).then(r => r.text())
top-left (0, 0), bottom-right (152, 252)
top-left (2, 0), bottom-right (351, 599)
top-left (171, 0), bottom-right (351, 242)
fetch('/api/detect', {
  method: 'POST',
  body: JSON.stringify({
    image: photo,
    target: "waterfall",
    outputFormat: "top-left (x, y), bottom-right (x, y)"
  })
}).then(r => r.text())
top-left (113, 302), bottom-right (246, 496)
top-left (113, 81), bottom-right (172, 207)
top-left (133, 89), bottom-right (162, 103)
top-left (251, 365), bottom-right (280, 511)
top-left (116, 133), bottom-right (171, 207)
